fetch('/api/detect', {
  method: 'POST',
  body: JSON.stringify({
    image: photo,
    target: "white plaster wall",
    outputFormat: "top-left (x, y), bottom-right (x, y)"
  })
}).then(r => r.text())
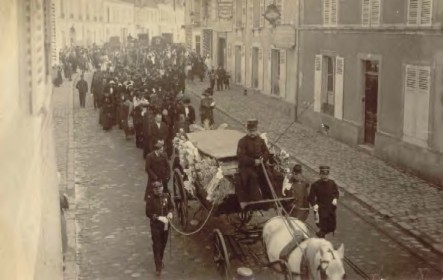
top-left (0, 1), bottom-right (63, 279)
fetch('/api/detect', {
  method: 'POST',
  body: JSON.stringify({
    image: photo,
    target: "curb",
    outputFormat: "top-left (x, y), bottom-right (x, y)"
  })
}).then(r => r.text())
top-left (63, 73), bottom-right (79, 280)
top-left (188, 84), bottom-right (443, 260)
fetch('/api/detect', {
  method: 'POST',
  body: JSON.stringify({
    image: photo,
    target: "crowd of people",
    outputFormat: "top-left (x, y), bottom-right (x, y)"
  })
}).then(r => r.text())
top-left (61, 40), bottom-right (338, 277)
top-left (74, 42), bottom-right (218, 276)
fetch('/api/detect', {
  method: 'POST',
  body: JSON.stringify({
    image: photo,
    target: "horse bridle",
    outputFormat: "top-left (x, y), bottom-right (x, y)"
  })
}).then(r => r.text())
top-left (317, 248), bottom-right (336, 279)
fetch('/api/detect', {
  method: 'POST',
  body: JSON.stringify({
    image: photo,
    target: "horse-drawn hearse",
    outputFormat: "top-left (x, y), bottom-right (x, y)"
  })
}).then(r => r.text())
top-left (170, 128), bottom-right (346, 280)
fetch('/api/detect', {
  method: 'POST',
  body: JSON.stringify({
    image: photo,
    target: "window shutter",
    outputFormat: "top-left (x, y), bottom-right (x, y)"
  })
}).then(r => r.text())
top-left (28, 0), bottom-right (46, 113)
top-left (334, 57), bottom-right (344, 119)
top-left (323, 0), bottom-right (331, 25)
top-left (407, 0), bottom-right (419, 25)
top-left (370, 0), bottom-right (381, 26)
top-left (246, 47), bottom-right (252, 87)
top-left (280, 49), bottom-right (286, 98)
top-left (233, 0), bottom-right (237, 27)
top-left (242, 0), bottom-right (247, 29)
top-left (416, 67), bottom-right (431, 143)
top-left (266, 49), bottom-right (272, 93)
top-left (276, 0), bottom-right (283, 24)
top-left (314, 55), bottom-right (323, 112)
top-left (330, 0), bottom-right (338, 26)
top-left (259, 0), bottom-right (265, 27)
top-left (258, 47), bottom-right (264, 90)
top-left (403, 65), bottom-right (418, 139)
top-left (362, 0), bottom-right (370, 26)
top-left (248, 0), bottom-right (253, 29)
top-left (420, 0), bottom-right (432, 26)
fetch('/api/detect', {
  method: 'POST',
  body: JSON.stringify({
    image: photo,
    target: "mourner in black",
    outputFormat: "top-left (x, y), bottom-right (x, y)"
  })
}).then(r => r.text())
top-left (236, 119), bottom-right (271, 205)
top-left (145, 140), bottom-right (171, 200)
top-left (199, 88), bottom-right (215, 126)
top-left (75, 74), bottom-right (88, 108)
top-left (145, 181), bottom-right (173, 277)
top-left (308, 166), bottom-right (339, 238)
top-left (177, 96), bottom-right (196, 126)
top-left (147, 112), bottom-right (169, 157)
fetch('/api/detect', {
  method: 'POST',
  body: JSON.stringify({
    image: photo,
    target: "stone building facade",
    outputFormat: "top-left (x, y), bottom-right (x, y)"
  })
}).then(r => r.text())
top-left (298, 0), bottom-right (443, 185)
top-left (1, 0), bottom-right (63, 279)
top-left (185, 0), bottom-right (443, 185)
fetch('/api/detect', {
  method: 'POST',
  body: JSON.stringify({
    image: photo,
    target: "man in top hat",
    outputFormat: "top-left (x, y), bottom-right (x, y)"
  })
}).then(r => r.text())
top-left (286, 164), bottom-right (310, 221)
top-left (145, 181), bottom-right (173, 277)
top-left (75, 73), bottom-right (88, 108)
top-left (199, 88), bottom-right (215, 127)
top-left (308, 166), bottom-right (339, 238)
top-left (236, 119), bottom-right (270, 205)
top-left (177, 95), bottom-right (196, 127)
top-left (145, 140), bottom-right (171, 200)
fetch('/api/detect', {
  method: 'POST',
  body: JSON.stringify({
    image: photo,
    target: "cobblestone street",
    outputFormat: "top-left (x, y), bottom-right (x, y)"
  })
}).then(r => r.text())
top-left (186, 81), bottom-right (443, 258)
top-left (52, 75), bottom-right (443, 280)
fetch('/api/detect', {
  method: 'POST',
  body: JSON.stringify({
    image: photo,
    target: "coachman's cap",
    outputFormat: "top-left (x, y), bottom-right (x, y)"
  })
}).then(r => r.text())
top-left (246, 119), bottom-right (258, 131)
top-left (319, 165), bottom-right (330, 175)
top-left (293, 164), bottom-right (302, 174)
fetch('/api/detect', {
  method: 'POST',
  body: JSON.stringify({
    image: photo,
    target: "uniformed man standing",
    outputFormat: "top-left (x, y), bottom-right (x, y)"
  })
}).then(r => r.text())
top-left (286, 164), bottom-right (310, 221)
top-left (308, 166), bottom-right (339, 238)
top-left (237, 119), bottom-right (270, 205)
top-left (145, 140), bottom-right (171, 200)
top-left (145, 181), bottom-right (173, 277)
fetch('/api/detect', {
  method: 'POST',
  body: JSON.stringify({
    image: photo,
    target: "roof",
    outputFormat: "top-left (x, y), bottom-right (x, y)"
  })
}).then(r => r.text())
top-left (186, 129), bottom-right (245, 160)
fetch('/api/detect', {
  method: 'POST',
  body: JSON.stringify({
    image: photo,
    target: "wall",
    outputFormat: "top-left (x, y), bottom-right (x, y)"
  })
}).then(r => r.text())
top-left (0, 1), bottom-right (63, 279)
top-left (298, 0), bottom-right (443, 185)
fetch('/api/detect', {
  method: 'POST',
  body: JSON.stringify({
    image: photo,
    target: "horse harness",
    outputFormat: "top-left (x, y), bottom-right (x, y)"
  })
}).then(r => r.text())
top-left (317, 248), bottom-right (336, 280)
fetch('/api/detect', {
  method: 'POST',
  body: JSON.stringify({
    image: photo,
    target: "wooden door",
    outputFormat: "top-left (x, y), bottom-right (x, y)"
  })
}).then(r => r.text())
top-left (364, 61), bottom-right (379, 145)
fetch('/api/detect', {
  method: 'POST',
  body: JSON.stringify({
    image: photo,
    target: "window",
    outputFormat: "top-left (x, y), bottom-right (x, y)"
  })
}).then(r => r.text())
top-left (314, 55), bottom-right (344, 118)
top-left (323, 0), bottom-right (338, 26)
top-left (322, 56), bottom-right (335, 115)
top-left (407, 0), bottom-right (432, 26)
top-left (403, 65), bottom-right (431, 147)
top-left (235, 0), bottom-right (242, 27)
top-left (276, 0), bottom-right (283, 24)
top-left (362, 0), bottom-right (381, 26)
top-left (252, 0), bottom-right (260, 28)
top-left (60, 0), bottom-right (64, 17)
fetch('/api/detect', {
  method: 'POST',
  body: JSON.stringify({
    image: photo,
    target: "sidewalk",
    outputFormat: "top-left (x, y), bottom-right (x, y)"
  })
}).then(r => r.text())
top-left (187, 81), bottom-right (443, 257)
top-left (52, 73), bottom-right (78, 280)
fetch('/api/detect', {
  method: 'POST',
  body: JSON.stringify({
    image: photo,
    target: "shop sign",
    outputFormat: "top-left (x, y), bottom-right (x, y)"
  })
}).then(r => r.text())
top-left (218, 0), bottom-right (233, 19)
top-left (273, 24), bottom-right (296, 49)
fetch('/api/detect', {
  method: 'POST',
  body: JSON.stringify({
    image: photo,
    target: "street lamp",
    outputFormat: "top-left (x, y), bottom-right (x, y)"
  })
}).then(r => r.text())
top-left (263, 1), bottom-right (281, 27)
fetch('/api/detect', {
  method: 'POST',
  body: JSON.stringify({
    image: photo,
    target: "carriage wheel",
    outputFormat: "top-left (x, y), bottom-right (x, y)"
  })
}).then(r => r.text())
top-left (173, 169), bottom-right (188, 230)
top-left (237, 210), bottom-right (253, 225)
top-left (213, 229), bottom-right (231, 279)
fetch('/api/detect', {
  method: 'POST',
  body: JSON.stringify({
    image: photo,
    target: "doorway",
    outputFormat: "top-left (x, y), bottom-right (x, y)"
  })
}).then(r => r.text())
top-left (363, 60), bottom-right (379, 145)
top-left (271, 49), bottom-right (280, 96)
top-left (251, 47), bottom-right (259, 88)
top-left (195, 35), bottom-right (201, 55)
top-left (235, 46), bottom-right (242, 83)
top-left (218, 37), bottom-right (226, 68)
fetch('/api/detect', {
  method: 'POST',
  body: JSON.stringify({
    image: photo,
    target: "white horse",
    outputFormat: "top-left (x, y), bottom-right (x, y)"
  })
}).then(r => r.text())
top-left (263, 216), bottom-right (345, 280)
